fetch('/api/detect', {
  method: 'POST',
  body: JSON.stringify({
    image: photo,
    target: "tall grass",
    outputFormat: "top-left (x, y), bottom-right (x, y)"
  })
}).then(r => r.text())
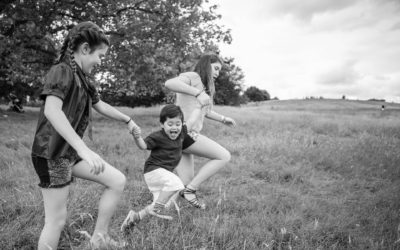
top-left (1, 100), bottom-right (400, 249)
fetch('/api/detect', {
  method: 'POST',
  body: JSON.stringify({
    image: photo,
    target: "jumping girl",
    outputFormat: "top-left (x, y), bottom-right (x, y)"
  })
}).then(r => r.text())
top-left (164, 54), bottom-right (237, 209)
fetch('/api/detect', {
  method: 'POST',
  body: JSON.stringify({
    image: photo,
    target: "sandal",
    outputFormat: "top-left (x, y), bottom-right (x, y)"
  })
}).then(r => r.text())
top-left (179, 187), bottom-right (206, 209)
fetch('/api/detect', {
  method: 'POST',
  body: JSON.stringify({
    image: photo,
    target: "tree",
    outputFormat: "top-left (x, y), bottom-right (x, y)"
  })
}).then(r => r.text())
top-left (214, 57), bottom-right (244, 106)
top-left (0, 0), bottom-right (232, 106)
top-left (244, 86), bottom-right (270, 102)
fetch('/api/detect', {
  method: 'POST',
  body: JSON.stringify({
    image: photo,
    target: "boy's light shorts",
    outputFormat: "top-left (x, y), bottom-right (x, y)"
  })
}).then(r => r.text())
top-left (144, 168), bottom-right (184, 204)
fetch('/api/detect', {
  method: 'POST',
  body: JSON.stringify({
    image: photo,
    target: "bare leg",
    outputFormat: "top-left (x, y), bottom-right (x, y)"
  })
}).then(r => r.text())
top-left (141, 191), bottom-right (177, 220)
top-left (183, 134), bottom-right (231, 188)
top-left (176, 134), bottom-right (231, 209)
top-left (175, 153), bottom-right (194, 185)
top-left (156, 190), bottom-right (178, 204)
top-left (72, 160), bottom-right (126, 240)
top-left (38, 186), bottom-right (69, 250)
top-left (121, 190), bottom-right (177, 230)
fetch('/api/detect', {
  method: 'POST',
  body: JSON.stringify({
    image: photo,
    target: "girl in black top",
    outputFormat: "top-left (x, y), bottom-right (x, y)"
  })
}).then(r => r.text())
top-left (31, 21), bottom-right (139, 249)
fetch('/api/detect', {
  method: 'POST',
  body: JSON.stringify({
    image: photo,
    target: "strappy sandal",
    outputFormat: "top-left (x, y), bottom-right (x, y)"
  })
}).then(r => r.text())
top-left (179, 187), bottom-right (206, 209)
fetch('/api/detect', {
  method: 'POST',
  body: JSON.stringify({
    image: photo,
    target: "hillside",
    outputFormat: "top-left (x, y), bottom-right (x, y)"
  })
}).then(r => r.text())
top-left (244, 99), bottom-right (400, 111)
top-left (1, 99), bottom-right (400, 249)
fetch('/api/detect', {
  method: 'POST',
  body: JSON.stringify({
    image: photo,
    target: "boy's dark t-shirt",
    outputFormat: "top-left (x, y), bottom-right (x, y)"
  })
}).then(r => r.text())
top-left (31, 61), bottom-right (100, 160)
top-left (144, 127), bottom-right (185, 174)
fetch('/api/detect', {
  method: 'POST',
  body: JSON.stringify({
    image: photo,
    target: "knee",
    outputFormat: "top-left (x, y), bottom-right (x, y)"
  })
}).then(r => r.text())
top-left (110, 172), bottom-right (126, 192)
top-left (45, 209), bottom-right (67, 230)
top-left (219, 149), bottom-right (231, 162)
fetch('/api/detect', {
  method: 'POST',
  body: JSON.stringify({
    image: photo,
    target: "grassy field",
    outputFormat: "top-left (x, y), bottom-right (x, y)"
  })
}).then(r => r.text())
top-left (1, 99), bottom-right (400, 249)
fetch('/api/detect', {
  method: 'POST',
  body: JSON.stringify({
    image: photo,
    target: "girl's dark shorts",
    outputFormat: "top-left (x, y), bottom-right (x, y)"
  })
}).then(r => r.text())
top-left (182, 130), bottom-right (198, 150)
top-left (31, 155), bottom-right (80, 188)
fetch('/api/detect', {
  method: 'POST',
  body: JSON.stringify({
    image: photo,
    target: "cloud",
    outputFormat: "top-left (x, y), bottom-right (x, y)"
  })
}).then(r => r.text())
top-left (374, 75), bottom-right (390, 81)
top-left (391, 22), bottom-right (400, 30)
top-left (317, 60), bottom-right (361, 86)
top-left (310, 0), bottom-right (400, 32)
top-left (264, 0), bottom-right (360, 21)
top-left (214, 0), bottom-right (400, 101)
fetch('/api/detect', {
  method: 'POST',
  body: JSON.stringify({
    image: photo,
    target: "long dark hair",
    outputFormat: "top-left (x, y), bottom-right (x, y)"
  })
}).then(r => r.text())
top-left (56, 21), bottom-right (109, 87)
top-left (194, 54), bottom-right (222, 100)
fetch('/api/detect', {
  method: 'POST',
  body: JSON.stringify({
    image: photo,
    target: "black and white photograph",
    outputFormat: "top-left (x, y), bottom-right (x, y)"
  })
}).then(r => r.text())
top-left (1, 0), bottom-right (400, 249)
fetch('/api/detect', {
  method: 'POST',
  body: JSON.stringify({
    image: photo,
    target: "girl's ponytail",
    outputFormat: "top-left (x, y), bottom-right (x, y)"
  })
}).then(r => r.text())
top-left (67, 31), bottom-right (81, 87)
top-left (55, 37), bottom-right (69, 64)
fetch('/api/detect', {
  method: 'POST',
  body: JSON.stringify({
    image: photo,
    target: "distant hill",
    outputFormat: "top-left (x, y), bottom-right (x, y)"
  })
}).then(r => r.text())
top-left (244, 99), bottom-right (400, 111)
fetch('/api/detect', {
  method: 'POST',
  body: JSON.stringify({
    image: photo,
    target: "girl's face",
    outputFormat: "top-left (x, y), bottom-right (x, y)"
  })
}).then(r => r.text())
top-left (81, 43), bottom-right (108, 74)
top-left (210, 62), bottom-right (222, 80)
top-left (161, 116), bottom-right (183, 140)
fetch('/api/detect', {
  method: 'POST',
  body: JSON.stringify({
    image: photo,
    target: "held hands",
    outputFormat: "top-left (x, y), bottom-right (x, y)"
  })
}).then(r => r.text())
top-left (126, 118), bottom-right (142, 138)
top-left (78, 147), bottom-right (106, 175)
top-left (130, 124), bottom-right (142, 139)
top-left (126, 118), bottom-right (139, 132)
top-left (130, 125), bottom-right (147, 150)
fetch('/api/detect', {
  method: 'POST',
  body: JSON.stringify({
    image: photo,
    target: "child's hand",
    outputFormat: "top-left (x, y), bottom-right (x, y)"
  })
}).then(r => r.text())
top-left (222, 116), bottom-right (236, 127)
top-left (78, 147), bottom-right (106, 175)
top-left (127, 119), bottom-right (139, 132)
top-left (130, 125), bottom-right (142, 139)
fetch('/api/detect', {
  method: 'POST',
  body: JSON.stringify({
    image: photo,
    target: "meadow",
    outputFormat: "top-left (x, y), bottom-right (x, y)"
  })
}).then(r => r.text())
top-left (1, 99), bottom-right (400, 249)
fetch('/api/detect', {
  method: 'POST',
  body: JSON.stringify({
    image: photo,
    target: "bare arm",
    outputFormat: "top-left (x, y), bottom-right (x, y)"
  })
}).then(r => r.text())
top-left (130, 126), bottom-right (147, 150)
top-left (165, 77), bottom-right (200, 96)
top-left (44, 95), bottom-right (105, 174)
top-left (93, 100), bottom-right (139, 131)
top-left (205, 109), bottom-right (236, 127)
top-left (133, 137), bottom-right (147, 150)
top-left (165, 77), bottom-right (211, 106)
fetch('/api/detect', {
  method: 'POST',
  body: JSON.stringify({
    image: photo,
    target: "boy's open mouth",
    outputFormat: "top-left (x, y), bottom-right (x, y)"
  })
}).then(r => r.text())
top-left (168, 130), bottom-right (180, 140)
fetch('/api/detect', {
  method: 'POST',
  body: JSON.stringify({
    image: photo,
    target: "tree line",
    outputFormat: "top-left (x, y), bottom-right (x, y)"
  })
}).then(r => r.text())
top-left (0, 0), bottom-right (270, 107)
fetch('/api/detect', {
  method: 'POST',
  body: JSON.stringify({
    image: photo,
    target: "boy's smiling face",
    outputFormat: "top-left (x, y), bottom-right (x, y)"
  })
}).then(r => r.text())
top-left (161, 116), bottom-right (183, 140)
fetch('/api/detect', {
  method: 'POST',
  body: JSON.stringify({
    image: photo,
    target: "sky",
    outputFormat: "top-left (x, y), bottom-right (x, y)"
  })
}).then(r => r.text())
top-left (210, 0), bottom-right (400, 102)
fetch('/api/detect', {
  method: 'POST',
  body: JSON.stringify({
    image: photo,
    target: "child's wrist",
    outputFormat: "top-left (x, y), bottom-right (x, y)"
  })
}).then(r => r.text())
top-left (132, 134), bottom-right (141, 140)
top-left (129, 130), bottom-right (141, 139)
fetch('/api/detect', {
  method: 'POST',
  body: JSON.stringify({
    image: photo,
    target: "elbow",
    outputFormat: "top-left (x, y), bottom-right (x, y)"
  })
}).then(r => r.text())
top-left (164, 80), bottom-right (172, 90)
top-left (92, 101), bottom-right (105, 114)
top-left (205, 110), bottom-right (212, 118)
top-left (164, 79), bottom-right (176, 90)
top-left (44, 105), bottom-right (53, 120)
